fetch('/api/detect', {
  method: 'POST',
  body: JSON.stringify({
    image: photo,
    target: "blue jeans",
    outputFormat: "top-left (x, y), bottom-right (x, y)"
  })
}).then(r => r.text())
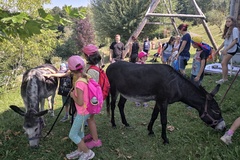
top-left (69, 114), bottom-right (90, 144)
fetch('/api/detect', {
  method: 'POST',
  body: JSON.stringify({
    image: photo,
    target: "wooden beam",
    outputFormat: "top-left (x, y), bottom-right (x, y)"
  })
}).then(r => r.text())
top-left (146, 13), bottom-right (206, 19)
top-left (163, 0), bottom-right (179, 35)
top-left (124, 0), bottom-right (161, 55)
top-left (191, 0), bottom-right (218, 50)
top-left (146, 22), bottom-right (172, 25)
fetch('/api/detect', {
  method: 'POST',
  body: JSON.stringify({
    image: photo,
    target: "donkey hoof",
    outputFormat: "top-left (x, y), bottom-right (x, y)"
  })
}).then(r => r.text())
top-left (148, 131), bottom-right (155, 136)
top-left (163, 140), bottom-right (169, 145)
top-left (125, 123), bottom-right (130, 127)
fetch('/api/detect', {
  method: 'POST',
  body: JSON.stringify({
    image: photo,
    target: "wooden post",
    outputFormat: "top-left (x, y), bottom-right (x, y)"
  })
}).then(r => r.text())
top-left (124, 0), bottom-right (160, 55)
top-left (163, 0), bottom-right (179, 35)
top-left (191, 0), bottom-right (218, 50)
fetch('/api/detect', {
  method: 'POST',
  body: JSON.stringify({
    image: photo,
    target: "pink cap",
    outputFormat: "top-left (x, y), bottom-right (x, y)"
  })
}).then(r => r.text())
top-left (67, 55), bottom-right (85, 71)
top-left (82, 44), bottom-right (98, 56)
top-left (138, 51), bottom-right (148, 59)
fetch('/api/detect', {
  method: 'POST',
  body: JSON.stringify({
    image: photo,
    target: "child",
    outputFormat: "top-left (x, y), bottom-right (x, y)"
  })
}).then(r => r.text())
top-left (58, 63), bottom-right (72, 122)
top-left (161, 36), bottom-right (176, 65)
top-left (221, 117), bottom-right (240, 145)
top-left (190, 36), bottom-right (208, 86)
top-left (66, 55), bottom-right (95, 160)
top-left (215, 16), bottom-right (239, 84)
top-left (135, 51), bottom-right (148, 107)
top-left (82, 44), bottom-right (102, 149)
top-left (151, 41), bottom-right (162, 62)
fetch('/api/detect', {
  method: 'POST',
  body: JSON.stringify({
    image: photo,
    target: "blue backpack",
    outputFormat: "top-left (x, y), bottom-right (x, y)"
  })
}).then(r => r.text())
top-left (201, 43), bottom-right (212, 58)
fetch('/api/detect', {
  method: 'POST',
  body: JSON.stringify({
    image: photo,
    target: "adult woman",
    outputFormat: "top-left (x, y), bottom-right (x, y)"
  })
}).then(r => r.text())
top-left (215, 16), bottom-right (239, 84)
top-left (175, 24), bottom-right (191, 75)
top-left (128, 36), bottom-right (140, 63)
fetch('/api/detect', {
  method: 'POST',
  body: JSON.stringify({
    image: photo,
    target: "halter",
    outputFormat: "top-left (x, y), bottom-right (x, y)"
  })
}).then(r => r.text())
top-left (200, 97), bottom-right (222, 127)
top-left (28, 117), bottom-right (44, 141)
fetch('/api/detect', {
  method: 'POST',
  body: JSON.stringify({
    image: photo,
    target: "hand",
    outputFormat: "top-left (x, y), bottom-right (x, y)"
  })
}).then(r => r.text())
top-left (109, 57), bottom-right (112, 62)
top-left (194, 76), bottom-right (200, 82)
top-left (70, 90), bottom-right (74, 98)
top-left (221, 49), bottom-right (227, 55)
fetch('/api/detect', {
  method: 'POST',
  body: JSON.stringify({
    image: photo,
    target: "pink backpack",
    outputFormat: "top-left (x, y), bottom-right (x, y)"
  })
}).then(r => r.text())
top-left (77, 78), bottom-right (103, 114)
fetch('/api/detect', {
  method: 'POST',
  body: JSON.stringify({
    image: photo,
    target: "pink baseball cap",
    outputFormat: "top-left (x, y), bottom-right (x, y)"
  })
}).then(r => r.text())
top-left (138, 51), bottom-right (148, 59)
top-left (67, 55), bottom-right (85, 71)
top-left (82, 44), bottom-right (98, 56)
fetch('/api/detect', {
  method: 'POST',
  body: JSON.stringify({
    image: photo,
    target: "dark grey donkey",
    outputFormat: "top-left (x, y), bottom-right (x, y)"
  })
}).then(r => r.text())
top-left (106, 61), bottom-right (226, 144)
top-left (10, 64), bottom-right (58, 148)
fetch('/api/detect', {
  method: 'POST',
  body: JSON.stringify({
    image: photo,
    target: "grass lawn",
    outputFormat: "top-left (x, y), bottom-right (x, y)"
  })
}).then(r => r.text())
top-left (1, 59), bottom-right (240, 160)
top-left (1, 24), bottom-right (240, 160)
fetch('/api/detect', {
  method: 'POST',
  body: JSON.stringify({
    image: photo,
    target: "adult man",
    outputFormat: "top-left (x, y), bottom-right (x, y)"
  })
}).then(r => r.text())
top-left (109, 34), bottom-right (125, 63)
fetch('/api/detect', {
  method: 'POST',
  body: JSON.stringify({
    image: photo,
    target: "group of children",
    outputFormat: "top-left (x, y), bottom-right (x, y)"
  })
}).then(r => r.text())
top-left (45, 44), bottom-right (104, 160)
top-left (41, 16), bottom-right (240, 159)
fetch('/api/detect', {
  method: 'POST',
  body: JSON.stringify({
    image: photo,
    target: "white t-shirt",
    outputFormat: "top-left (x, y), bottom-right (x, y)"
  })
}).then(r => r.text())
top-left (224, 27), bottom-right (239, 53)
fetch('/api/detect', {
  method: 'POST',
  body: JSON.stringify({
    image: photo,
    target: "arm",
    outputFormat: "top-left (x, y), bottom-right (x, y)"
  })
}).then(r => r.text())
top-left (40, 67), bottom-right (57, 74)
top-left (43, 71), bottom-right (70, 78)
top-left (222, 39), bottom-right (238, 55)
top-left (109, 49), bottom-right (113, 62)
top-left (215, 42), bottom-right (224, 55)
top-left (176, 40), bottom-right (187, 58)
top-left (70, 88), bottom-right (84, 106)
top-left (195, 59), bottom-right (206, 81)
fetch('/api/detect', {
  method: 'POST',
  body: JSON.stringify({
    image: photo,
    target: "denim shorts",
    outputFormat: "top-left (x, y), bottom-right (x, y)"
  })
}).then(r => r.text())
top-left (163, 54), bottom-right (171, 62)
top-left (178, 56), bottom-right (190, 70)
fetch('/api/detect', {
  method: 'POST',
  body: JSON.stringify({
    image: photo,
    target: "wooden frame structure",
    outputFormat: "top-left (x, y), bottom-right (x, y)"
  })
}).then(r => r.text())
top-left (125, 0), bottom-right (217, 52)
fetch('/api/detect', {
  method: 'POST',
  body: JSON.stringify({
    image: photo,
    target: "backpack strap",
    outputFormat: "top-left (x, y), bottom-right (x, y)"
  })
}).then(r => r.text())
top-left (88, 65), bottom-right (100, 72)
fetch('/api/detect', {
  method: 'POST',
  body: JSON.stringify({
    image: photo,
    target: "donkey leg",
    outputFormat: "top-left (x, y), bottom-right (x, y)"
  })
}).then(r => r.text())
top-left (40, 99), bottom-right (46, 126)
top-left (110, 93), bottom-right (118, 127)
top-left (148, 103), bottom-right (159, 135)
top-left (47, 96), bottom-right (55, 117)
top-left (159, 101), bottom-right (169, 144)
top-left (118, 95), bottom-right (129, 127)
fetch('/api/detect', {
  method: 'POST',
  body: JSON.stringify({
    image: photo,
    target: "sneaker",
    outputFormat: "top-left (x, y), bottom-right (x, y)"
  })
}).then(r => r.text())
top-left (216, 79), bottom-right (228, 84)
top-left (66, 150), bottom-right (83, 159)
top-left (220, 133), bottom-right (232, 145)
top-left (135, 102), bottom-right (141, 107)
top-left (79, 150), bottom-right (95, 160)
top-left (85, 139), bottom-right (102, 149)
top-left (60, 115), bottom-right (69, 122)
top-left (83, 134), bottom-right (93, 142)
top-left (48, 109), bottom-right (55, 117)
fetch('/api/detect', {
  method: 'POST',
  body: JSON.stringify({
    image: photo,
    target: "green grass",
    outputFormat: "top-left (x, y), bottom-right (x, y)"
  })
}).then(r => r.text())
top-left (1, 67), bottom-right (240, 160)
top-left (1, 25), bottom-right (240, 160)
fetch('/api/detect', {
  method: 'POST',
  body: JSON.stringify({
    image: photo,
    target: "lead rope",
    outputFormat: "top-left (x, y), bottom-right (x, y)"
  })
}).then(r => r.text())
top-left (219, 69), bottom-right (240, 106)
top-left (43, 90), bottom-right (71, 138)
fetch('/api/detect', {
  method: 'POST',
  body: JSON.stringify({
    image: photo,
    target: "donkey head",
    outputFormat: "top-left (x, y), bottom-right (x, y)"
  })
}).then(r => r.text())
top-left (10, 105), bottom-right (48, 148)
top-left (199, 85), bottom-right (226, 131)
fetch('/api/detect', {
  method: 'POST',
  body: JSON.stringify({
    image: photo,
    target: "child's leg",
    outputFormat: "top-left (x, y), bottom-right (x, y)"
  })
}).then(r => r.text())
top-left (87, 115), bottom-right (98, 141)
top-left (228, 117), bottom-right (240, 135)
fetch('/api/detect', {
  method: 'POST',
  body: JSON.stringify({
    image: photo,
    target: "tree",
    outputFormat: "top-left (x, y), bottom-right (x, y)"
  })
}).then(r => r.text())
top-left (91, 0), bottom-right (157, 42)
top-left (206, 10), bottom-right (225, 33)
top-left (74, 16), bottom-right (95, 52)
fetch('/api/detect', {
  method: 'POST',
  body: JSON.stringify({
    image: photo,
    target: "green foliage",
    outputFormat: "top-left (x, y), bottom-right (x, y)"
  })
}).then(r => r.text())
top-left (206, 10), bottom-right (225, 33)
top-left (91, 0), bottom-right (154, 42)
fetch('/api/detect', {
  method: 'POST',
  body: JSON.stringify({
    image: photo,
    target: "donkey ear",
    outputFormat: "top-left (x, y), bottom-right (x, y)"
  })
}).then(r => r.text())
top-left (34, 110), bottom-right (48, 117)
top-left (210, 84), bottom-right (220, 96)
top-left (9, 105), bottom-right (25, 116)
